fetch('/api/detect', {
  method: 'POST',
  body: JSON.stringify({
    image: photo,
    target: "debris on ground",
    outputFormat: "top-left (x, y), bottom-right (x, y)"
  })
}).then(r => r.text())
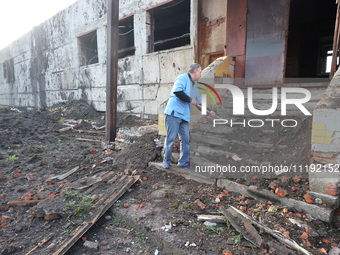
top-left (0, 100), bottom-right (339, 254)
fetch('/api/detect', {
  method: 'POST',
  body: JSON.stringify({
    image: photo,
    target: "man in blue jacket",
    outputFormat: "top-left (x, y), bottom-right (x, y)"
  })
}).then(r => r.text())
top-left (163, 63), bottom-right (215, 170)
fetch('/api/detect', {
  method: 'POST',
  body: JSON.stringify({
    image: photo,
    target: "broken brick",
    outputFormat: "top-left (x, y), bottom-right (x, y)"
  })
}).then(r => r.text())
top-left (45, 179), bottom-right (53, 185)
top-left (44, 213), bottom-right (60, 221)
top-left (216, 194), bottom-right (224, 201)
top-left (322, 238), bottom-right (329, 244)
top-left (292, 176), bottom-right (301, 183)
top-left (303, 193), bottom-right (314, 204)
top-left (223, 190), bottom-right (229, 196)
top-left (275, 187), bottom-right (288, 198)
top-left (327, 182), bottom-right (336, 188)
top-left (299, 232), bottom-right (308, 240)
top-left (13, 174), bottom-right (23, 178)
top-left (320, 248), bottom-right (327, 254)
top-left (124, 169), bottom-right (132, 176)
top-left (0, 206), bottom-right (9, 212)
top-left (283, 231), bottom-right (290, 238)
top-left (26, 174), bottom-right (37, 181)
top-left (280, 176), bottom-right (288, 183)
top-left (282, 208), bottom-right (288, 214)
top-left (123, 203), bottom-right (130, 208)
top-left (326, 189), bottom-right (337, 196)
top-left (192, 199), bottom-right (206, 212)
top-left (101, 241), bottom-right (108, 246)
top-left (0, 216), bottom-right (9, 223)
top-left (268, 181), bottom-right (278, 190)
top-left (240, 206), bottom-right (247, 212)
top-left (13, 169), bottom-right (22, 174)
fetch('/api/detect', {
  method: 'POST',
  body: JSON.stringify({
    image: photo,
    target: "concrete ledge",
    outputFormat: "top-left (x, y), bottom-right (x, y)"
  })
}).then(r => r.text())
top-left (149, 162), bottom-right (334, 223)
top-left (148, 162), bottom-right (216, 185)
top-left (247, 186), bottom-right (334, 223)
top-left (308, 191), bottom-right (340, 209)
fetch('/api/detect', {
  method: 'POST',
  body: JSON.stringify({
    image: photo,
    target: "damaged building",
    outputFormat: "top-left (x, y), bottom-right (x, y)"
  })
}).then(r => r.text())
top-left (1, 0), bottom-right (340, 200)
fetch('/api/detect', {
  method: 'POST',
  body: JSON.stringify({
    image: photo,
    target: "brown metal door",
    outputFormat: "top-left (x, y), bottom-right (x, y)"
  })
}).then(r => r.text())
top-left (226, 0), bottom-right (247, 84)
top-left (245, 0), bottom-right (290, 86)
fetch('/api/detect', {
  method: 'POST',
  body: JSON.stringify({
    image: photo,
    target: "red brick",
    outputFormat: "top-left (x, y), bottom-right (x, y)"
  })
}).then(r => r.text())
top-left (268, 181), bottom-right (278, 190)
top-left (192, 199), bottom-right (206, 212)
top-left (275, 188), bottom-right (288, 198)
top-left (223, 190), bottom-right (229, 196)
top-left (303, 193), bottom-right (314, 204)
top-left (280, 176), bottom-right (288, 183)
top-left (326, 189), bottom-right (337, 196)
top-left (216, 194), bottom-right (224, 201)
top-left (26, 174), bottom-right (37, 181)
top-left (45, 179), bottom-right (53, 185)
top-left (327, 182), bottom-right (336, 188)
top-left (0, 216), bottom-right (9, 223)
top-left (299, 232), bottom-right (308, 240)
top-left (124, 169), bottom-right (131, 176)
top-left (13, 174), bottom-right (23, 178)
top-left (292, 176), bottom-right (301, 183)
top-left (44, 213), bottom-right (60, 221)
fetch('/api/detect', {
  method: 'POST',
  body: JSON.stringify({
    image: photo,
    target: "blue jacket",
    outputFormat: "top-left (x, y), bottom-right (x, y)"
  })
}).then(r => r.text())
top-left (164, 73), bottom-right (201, 122)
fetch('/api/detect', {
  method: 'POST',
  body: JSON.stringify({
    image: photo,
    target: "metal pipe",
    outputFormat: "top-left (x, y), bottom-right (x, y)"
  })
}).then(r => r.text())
top-left (105, 0), bottom-right (119, 143)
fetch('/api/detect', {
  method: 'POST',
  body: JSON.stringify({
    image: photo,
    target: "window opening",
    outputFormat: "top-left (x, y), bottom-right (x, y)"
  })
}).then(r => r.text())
top-left (78, 30), bottom-right (99, 66)
top-left (147, 0), bottom-right (190, 53)
top-left (3, 58), bottom-right (15, 83)
top-left (119, 16), bottom-right (135, 58)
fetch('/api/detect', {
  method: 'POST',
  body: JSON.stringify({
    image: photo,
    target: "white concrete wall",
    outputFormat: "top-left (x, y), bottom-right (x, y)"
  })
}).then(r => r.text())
top-left (0, 0), bottom-right (196, 118)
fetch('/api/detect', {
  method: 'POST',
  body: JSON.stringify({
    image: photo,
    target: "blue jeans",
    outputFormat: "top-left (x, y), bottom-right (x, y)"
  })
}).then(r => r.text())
top-left (163, 112), bottom-right (190, 167)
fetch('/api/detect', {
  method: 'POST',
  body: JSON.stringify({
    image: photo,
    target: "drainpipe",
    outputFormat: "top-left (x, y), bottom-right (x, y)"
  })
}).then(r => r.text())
top-left (191, 0), bottom-right (199, 63)
top-left (105, 0), bottom-right (119, 144)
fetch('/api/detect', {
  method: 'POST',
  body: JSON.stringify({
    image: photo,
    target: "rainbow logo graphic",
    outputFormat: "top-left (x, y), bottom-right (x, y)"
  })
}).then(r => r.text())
top-left (197, 82), bottom-right (222, 106)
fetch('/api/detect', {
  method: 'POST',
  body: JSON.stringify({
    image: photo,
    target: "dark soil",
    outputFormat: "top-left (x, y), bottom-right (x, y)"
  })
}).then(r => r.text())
top-left (0, 101), bottom-right (339, 255)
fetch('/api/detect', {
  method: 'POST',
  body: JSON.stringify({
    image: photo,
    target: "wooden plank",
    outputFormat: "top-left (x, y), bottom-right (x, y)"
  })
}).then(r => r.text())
top-left (7, 200), bottom-right (42, 205)
top-left (52, 175), bottom-right (138, 255)
top-left (227, 206), bottom-right (312, 255)
top-left (220, 207), bottom-right (262, 247)
top-left (49, 166), bottom-right (80, 180)
top-left (197, 215), bottom-right (225, 223)
top-left (84, 172), bottom-right (120, 195)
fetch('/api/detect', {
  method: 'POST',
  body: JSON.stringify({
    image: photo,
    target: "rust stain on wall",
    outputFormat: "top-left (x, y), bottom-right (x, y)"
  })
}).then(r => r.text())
top-left (200, 16), bottom-right (225, 50)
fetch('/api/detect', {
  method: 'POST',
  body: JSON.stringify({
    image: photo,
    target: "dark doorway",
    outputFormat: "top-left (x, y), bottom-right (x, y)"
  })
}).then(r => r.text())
top-left (285, 0), bottom-right (337, 79)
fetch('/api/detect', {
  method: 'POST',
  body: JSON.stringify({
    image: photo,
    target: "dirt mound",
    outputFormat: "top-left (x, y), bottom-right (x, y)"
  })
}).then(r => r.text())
top-left (113, 132), bottom-right (158, 171)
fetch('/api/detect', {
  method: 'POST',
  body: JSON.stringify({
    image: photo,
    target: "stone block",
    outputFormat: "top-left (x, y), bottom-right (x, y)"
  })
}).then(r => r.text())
top-left (83, 241), bottom-right (98, 252)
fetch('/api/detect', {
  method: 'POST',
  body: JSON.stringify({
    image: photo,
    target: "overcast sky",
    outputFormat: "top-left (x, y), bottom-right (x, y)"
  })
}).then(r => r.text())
top-left (0, 0), bottom-right (78, 50)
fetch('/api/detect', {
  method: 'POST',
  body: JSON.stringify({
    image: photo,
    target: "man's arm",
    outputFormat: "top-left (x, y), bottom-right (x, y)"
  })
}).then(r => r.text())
top-left (174, 91), bottom-right (197, 105)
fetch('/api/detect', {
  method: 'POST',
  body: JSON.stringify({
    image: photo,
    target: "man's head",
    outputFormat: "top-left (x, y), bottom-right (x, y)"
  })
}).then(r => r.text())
top-left (188, 63), bottom-right (202, 82)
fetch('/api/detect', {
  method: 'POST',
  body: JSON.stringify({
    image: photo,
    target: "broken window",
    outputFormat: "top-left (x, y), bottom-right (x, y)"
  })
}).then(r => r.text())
top-left (78, 30), bottom-right (99, 66)
top-left (147, 0), bottom-right (191, 53)
top-left (119, 16), bottom-right (135, 58)
top-left (3, 58), bottom-right (15, 83)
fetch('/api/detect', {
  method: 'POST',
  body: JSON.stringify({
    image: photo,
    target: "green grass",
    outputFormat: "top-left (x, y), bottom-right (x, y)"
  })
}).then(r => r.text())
top-left (9, 155), bottom-right (18, 163)
top-left (61, 189), bottom-right (93, 220)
